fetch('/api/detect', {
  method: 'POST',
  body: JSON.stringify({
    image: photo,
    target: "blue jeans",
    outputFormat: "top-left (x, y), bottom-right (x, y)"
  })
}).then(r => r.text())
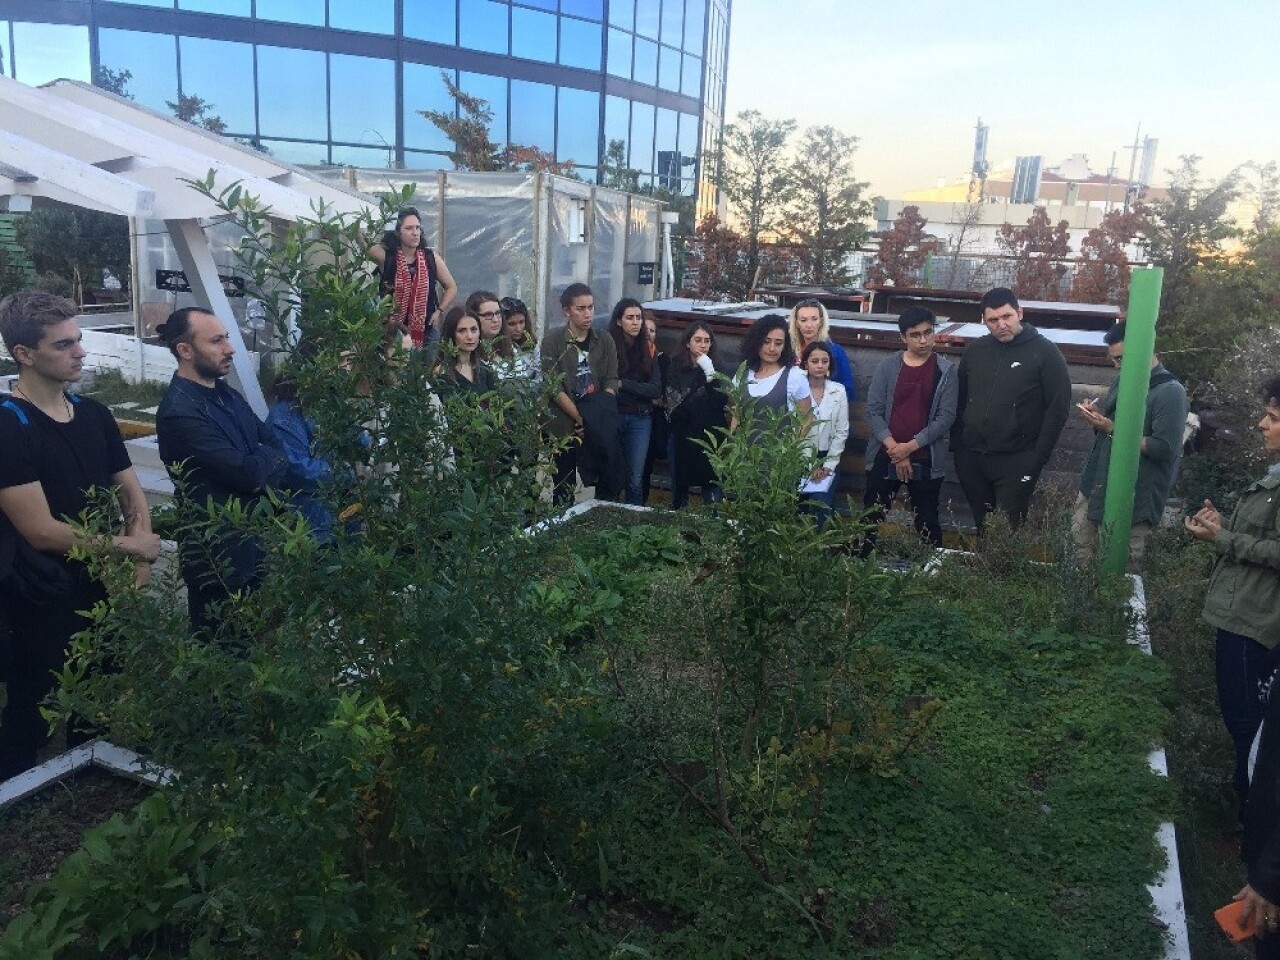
top-left (1216, 629), bottom-right (1278, 812)
top-left (617, 412), bottom-right (653, 506)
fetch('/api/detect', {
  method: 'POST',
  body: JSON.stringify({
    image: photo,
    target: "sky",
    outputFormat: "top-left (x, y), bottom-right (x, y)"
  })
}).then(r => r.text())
top-left (723, 0), bottom-right (1279, 200)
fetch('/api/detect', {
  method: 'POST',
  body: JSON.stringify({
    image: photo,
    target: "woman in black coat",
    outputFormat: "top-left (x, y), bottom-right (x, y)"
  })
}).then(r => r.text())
top-left (663, 322), bottom-right (727, 509)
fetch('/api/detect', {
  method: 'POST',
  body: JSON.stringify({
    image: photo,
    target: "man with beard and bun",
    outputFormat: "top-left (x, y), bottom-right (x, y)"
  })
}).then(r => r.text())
top-left (952, 287), bottom-right (1071, 531)
top-left (156, 307), bottom-right (287, 644)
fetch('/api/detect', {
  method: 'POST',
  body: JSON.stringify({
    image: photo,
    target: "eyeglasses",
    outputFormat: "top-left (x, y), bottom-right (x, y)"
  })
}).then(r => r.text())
top-left (477, 310), bottom-right (502, 321)
top-left (796, 298), bottom-right (822, 309)
top-left (500, 297), bottom-right (527, 317)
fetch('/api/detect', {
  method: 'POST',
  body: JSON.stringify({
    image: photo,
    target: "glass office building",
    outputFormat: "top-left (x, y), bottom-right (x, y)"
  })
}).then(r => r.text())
top-left (0, 0), bottom-right (730, 217)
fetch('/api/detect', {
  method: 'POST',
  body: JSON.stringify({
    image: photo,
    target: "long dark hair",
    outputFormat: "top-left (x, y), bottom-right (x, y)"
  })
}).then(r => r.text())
top-left (741, 314), bottom-right (795, 372)
top-left (500, 296), bottom-right (536, 351)
top-left (673, 321), bottom-right (715, 372)
top-left (608, 297), bottom-right (652, 379)
top-left (380, 207), bottom-right (423, 255)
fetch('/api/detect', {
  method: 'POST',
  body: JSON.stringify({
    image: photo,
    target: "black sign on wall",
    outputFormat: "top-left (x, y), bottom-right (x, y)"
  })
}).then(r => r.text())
top-left (636, 262), bottom-right (655, 285)
top-left (155, 270), bottom-right (246, 297)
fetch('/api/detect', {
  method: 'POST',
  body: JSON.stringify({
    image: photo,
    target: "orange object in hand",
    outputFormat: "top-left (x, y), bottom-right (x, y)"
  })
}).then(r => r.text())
top-left (1216, 899), bottom-right (1257, 943)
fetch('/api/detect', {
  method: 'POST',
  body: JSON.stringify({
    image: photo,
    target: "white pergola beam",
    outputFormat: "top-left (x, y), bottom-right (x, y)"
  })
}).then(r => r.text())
top-left (0, 129), bottom-right (155, 217)
top-left (167, 217), bottom-right (268, 418)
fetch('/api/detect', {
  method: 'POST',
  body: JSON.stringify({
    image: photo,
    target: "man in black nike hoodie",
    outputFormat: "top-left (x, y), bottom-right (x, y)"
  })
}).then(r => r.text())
top-left (951, 287), bottom-right (1071, 531)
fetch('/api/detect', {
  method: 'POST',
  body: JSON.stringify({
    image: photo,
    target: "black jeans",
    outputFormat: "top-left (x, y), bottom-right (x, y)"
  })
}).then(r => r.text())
top-left (861, 450), bottom-right (943, 554)
top-left (0, 578), bottom-right (105, 780)
top-left (953, 446), bottom-right (1041, 532)
top-left (1217, 628), bottom-right (1280, 814)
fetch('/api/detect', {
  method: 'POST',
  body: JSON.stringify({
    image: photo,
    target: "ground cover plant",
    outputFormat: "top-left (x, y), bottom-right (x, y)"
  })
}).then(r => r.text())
top-left (0, 181), bottom-right (1175, 958)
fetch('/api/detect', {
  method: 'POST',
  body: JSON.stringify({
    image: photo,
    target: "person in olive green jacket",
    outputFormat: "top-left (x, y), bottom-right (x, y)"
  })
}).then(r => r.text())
top-left (1186, 375), bottom-right (1280, 813)
top-left (540, 283), bottom-right (620, 505)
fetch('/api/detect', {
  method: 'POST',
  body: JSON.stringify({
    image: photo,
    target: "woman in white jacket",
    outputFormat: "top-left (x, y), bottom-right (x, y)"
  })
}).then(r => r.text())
top-left (799, 341), bottom-right (848, 526)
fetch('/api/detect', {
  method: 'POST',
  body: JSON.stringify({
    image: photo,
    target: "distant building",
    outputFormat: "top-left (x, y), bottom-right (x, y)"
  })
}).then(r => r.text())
top-left (0, 0), bottom-right (731, 218)
top-left (877, 154), bottom-right (1166, 258)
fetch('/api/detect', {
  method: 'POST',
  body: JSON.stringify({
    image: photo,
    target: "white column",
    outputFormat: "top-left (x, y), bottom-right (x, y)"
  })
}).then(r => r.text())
top-left (165, 217), bottom-right (267, 418)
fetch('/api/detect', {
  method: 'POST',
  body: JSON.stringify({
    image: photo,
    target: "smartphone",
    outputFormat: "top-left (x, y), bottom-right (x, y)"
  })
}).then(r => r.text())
top-left (1216, 899), bottom-right (1257, 942)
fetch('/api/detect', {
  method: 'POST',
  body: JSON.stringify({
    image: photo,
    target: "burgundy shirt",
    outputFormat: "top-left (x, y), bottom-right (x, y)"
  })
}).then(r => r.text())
top-left (888, 354), bottom-right (937, 463)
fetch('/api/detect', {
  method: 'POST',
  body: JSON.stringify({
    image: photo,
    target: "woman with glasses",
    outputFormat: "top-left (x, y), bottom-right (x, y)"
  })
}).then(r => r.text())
top-left (465, 289), bottom-right (515, 367)
top-left (663, 322), bottom-right (728, 509)
top-left (788, 298), bottom-right (856, 401)
top-left (609, 298), bottom-right (662, 505)
top-left (369, 207), bottom-right (458, 348)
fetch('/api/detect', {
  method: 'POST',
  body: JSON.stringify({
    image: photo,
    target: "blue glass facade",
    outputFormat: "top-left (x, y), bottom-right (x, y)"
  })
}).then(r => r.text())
top-left (0, 0), bottom-right (729, 211)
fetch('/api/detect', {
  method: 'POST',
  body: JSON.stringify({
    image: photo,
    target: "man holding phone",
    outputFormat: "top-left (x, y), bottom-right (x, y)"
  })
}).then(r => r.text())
top-left (861, 306), bottom-right (958, 553)
top-left (1073, 320), bottom-right (1188, 570)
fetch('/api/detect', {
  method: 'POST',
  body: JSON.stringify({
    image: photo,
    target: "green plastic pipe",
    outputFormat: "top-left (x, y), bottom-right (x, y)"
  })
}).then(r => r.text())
top-left (1100, 267), bottom-right (1163, 574)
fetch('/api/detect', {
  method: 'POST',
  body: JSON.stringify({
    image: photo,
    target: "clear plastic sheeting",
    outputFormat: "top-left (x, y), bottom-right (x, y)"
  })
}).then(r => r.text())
top-left (547, 179), bottom-right (592, 327)
top-left (592, 190), bottom-right (629, 317)
top-left (132, 168), bottom-right (663, 345)
top-left (441, 173), bottom-right (539, 317)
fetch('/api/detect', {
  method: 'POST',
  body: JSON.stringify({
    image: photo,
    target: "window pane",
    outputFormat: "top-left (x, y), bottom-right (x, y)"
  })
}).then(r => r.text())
top-left (604, 95), bottom-right (630, 159)
top-left (330, 0), bottom-right (394, 33)
top-left (655, 106), bottom-right (678, 189)
top-left (257, 0), bottom-right (324, 26)
top-left (683, 0), bottom-right (705, 52)
top-left (681, 53), bottom-right (701, 97)
top-left (459, 0), bottom-right (509, 55)
top-left (605, 28), bottom-right (631, 79)
top-left (634, 0), bottom-right (660, 38)
top-left (99, 0), bottom-right (171, 6)
top-left (519, 0), bottom-right (557, 9)
top-left (608, 0), bottom-right (634, 31)
top-left (257, 45), bottom-right (327, 140)
top-left (560, 0), bottom-right (604, 20)
top-left (180, 37), bottom-right (255, 135)
top-left (509, 79), bottom-right (554, 153)
top-left (405, 0), bottom-right (457, 45)
top-left (459, 71), bottom-right (507, 146)
top-left (557, 87), bottom-right (599, 167)
top-left (632, 36), bottom-right (657, 86)
top-left (558, 17), bottom-right (601, 71)
top-left (660, 0), bottom-right (683, 47)
top-left (331, 54), bottom-right (396, 146)
top-left (13, 23), bottom-right (90, 86)
top-left (629, 100), bottom-right (654, 173)
top-left (678, 110), bottom-right (698, 157)
top-left (404, 63), bottom-right (457, 151)
top-left (181, 0), bottom-right (250, 13)
top-left (256, 139), bottom-right (329, 165)
top-left (657, 44), bottom-right (680, 91)
top-left (97, 29), bottom-right (176, 114)
top-left (331, 144), bottom-right (397, 167)
top-left (511, 7), bottom-right (556, 63)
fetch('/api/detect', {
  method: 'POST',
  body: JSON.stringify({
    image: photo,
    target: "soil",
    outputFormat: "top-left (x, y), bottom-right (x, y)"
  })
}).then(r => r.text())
top-left (0, 766), bottom-right (152, 925)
